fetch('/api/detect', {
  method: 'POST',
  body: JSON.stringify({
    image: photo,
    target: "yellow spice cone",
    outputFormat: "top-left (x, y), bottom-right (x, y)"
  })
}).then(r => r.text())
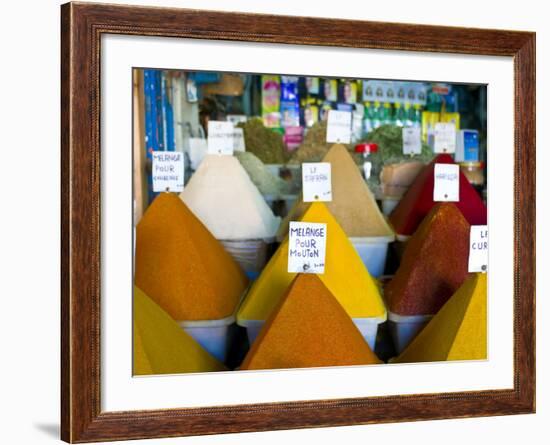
top-left (133, 286), bottom-right (226, 375)
top-left (277, 144), bottom-right (394, 240)
top-left (241, 274), bottom-right (381, 370)
top-left (238, 202), bottom-right (386, 322)
top-left (393, 273), bottom-right (487, 363)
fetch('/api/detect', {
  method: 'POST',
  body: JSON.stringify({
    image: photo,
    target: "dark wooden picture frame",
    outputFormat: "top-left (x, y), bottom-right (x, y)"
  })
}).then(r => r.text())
top-left (61, 2), bottom-right (536, 442)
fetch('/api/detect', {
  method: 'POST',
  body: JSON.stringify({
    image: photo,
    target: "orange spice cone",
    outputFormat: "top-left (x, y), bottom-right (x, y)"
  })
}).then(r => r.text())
top-left (135, 193), bottom-right (248, 321)
top-left (241, 274), bottom-right (381, 370)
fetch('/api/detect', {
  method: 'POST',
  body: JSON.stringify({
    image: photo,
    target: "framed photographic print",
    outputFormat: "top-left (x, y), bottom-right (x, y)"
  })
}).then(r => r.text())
top-left (61, 2), bottom-right (535, 443)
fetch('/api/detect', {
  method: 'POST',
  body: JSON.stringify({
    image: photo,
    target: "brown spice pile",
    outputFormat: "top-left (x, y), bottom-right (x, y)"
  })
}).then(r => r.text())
top-left (278, 144), bottom-right (394, 239)
top-left (384, 203), bottom-right (471, 316)
top-left (287, 121), bottom-right (362, 165)
top-left (237, 118), bottom-right (288, 164)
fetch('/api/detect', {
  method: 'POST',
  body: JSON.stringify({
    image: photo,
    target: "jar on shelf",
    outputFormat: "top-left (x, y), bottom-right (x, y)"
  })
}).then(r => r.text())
top-left (355, 142), bottom-right (379, 180)
top-left (459, 161), bottom-right (485, 196)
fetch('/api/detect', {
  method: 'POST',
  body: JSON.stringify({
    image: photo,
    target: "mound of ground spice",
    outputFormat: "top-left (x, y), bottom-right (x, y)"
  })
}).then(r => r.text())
top-left (135, 193), bottom-right (248, 321)
top-left (180, 155), bottom-right (281, 240)
top-left (389, 154), bottom-right (487, 236)
top-left (234, 151), bottom-right (290, 196)
top-left (133, 286), bottom-right (226, 375)
top-left (240, 274), bottom-right (381, 370)
top-left (287, 121), bottom-right (362, 165)
top-left (385, 203), bottom-right (471, 316)
top-left (237, 202), bottom-right (385, 322)
top-left (237, 118), bottom-right (288, 164)
top-left (277, 144), bottom-right (395, 240)
top-left (394, 273), bottom-right (487, 363)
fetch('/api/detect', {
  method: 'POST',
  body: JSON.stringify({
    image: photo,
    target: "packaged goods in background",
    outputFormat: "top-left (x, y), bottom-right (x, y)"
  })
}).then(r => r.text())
top-left (455, 129), bottom-right (480, 162)
top-left (261, 75), bottom-right (281, 128)
top-left (280, 76), bottom-right (301, 128)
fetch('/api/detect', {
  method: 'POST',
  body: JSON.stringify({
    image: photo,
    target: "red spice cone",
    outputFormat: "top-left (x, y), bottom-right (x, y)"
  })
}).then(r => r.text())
top-left (389, 154), bottom-right (486, 236)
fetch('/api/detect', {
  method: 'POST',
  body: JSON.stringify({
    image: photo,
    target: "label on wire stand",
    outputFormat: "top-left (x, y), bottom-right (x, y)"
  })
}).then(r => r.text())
top-left (326, 110), bottom-right (352, 144)
top-left (288, 221), bottom-right (327, 274)
top-left (302, 162), bottom-right (332, 202)
top-left (433, 163), bottom-right (459, 202)
top-left (152, 151), bottom-right (184, 192)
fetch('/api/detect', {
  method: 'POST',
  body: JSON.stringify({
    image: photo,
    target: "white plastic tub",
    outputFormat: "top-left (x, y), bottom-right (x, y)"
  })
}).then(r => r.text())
top-left (239, 315), bottom-right (386, 350)
top-left (178, 288), bottom-right (249, 364)
top-left (178, 314), bottom-right (236, 363)
top-left (219, 238), bottom-right (272, 279)
top-left (262, 193), bottom-right (279, 212)
top-left (381, 196), bottom-right (400, 216)
top-left (350, 235), bottom-right (395, 278)
top-left (387, 311), bottom-right (433, 355)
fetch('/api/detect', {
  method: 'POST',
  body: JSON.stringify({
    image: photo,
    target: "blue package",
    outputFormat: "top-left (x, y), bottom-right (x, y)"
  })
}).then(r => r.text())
top-left (456, 129), bottom-right (480, 162)
top-left (280, 76), bottom-right (300, 127)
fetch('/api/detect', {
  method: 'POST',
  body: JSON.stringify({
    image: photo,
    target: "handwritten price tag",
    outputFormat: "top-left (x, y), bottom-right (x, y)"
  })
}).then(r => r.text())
top-left (152, 151), bottom-right (184, 192)
top-left (207, 121), bottom-right (235, 155)
top-left (326, 110), bottom-right (352, 144)
top-left (402, 127), bottom-right (422, 155)
top-left (433, 163), bottom-right (460, 202)
top-left (302, 162), bottom-right (332, 202)
top-left (468, 225), bottom-right (488, 273)
top-left (288, 222), bottom-right (327, 274)
top-left (434, 123), bottom-right (456, 153)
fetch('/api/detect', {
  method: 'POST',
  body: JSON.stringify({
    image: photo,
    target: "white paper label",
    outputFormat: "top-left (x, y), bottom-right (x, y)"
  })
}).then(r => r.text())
top-left (468, 225), bottom-right (488, 272)
top-left (402, 127), bottom-right (422, 155)
top-left (326, 110), bottom-right (352, 144)
top-left (207, 121), bottom-right (234, 155)
top-left (288, 222), bottom-right (327, 274)
top-left (233, 128), bottom-right (246, 152)
top-left (151, 151), bottom-right (184, 192)
top-left (188, 138), bottom-right (208, 170)
top-left (433, 163), bottom-right (460, 202)
top-left (302, 162), bottom-right (332, 202)
top-left (434, 122), bottom-right (457, 153)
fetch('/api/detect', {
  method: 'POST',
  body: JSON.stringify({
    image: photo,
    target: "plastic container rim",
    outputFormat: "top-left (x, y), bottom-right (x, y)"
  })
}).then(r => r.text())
top-left (349, 234), bottom-right (396, 244)
top-left (237, 312), bottom-right (388, 328)
top-left (396, 234), bottom-right (411, 242)
top-left (387, 310), bottom-right (433, 323)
